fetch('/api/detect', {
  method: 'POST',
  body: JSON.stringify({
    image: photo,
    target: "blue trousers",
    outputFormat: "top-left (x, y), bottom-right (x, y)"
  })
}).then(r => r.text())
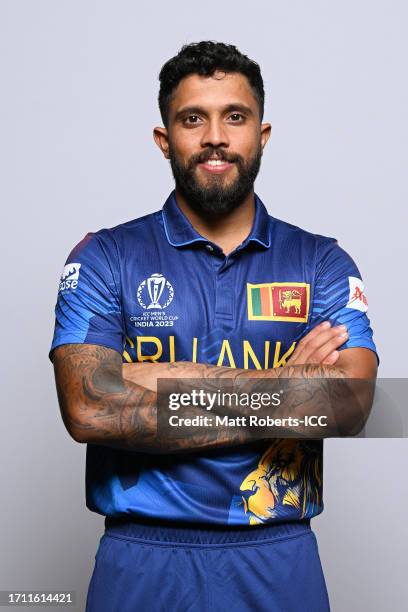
top-left (86, 517), bottom-right (330, 612)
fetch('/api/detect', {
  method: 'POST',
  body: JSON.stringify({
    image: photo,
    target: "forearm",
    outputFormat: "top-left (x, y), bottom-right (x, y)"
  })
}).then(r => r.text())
top-left (56, 347), bottom-right (274, 453)
top-left (76, 375), bottom-right (263, 454)
top-left (122, 360), bottom-right (372, 440)
top-left (56, 345), bottom-right (371, 453)
top-left (122, 358), bottom-right (345, 390)
top-left (121, 360), bottom-right (267, 391)
top-left (236, 362), bottom-right (373, 436)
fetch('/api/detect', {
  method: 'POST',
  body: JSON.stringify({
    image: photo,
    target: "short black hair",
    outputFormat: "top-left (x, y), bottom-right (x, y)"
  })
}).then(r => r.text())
top-left (158, 41), bottom-right (264, 127)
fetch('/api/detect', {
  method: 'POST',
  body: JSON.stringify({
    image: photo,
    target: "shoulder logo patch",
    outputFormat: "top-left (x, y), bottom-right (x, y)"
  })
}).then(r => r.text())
top-left (247, 282), bottom-right (310, 322)
top-left (59, 263), bottom-right (81, 292)
top-left (346, 276), bottom-right (368, 312)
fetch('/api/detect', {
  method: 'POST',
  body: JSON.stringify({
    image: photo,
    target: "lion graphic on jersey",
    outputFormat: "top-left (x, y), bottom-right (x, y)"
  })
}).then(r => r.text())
top-left (240, 439), bottom-right (322, 524)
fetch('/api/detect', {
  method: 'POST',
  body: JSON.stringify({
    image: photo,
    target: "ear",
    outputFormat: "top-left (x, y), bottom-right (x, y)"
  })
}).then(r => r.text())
top-left (260, 122), bottom-right (272, 150)
top-left (153, 126), bottom-right (170, 159)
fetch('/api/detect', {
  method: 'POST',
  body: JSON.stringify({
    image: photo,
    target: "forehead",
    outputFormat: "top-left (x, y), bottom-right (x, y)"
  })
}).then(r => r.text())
top-left (168, 71), bottom-right (258, 116)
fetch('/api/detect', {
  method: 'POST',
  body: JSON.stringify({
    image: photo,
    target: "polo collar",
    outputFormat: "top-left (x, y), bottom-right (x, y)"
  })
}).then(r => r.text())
top-left (162, 190), bottom-right (271, 249)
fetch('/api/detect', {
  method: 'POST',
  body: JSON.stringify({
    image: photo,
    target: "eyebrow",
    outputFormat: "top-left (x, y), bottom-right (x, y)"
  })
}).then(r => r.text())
top-left (174, 103), bottom-right (254, 121)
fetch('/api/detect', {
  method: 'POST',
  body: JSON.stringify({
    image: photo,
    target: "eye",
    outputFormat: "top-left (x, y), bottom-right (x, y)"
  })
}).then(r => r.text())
top-left (184, 114), bottom-right (202, 125)
top-left (228, 113), bottom-right (245, 122)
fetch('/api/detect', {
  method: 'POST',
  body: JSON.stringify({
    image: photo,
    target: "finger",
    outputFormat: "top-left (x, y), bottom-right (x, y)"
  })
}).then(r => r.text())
top-left (292, 325), bottom-right (347, 364)
top-left (322, 350), bottom-right (339, 366)
top-left (307, 332), bottom-right (349, 364)
top-left (295, 321), bottom-right (332, 351)
top-left (288, 322), bottom-right (332, 364)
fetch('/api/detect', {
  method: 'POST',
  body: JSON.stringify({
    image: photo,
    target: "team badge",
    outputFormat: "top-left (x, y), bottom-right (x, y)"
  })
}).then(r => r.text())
top-left (346, 276), bottom-right (368, 312)
top-left (247, 282), bottom-right (310, 322)
top-left (137, 273), bottom-right (174, 310)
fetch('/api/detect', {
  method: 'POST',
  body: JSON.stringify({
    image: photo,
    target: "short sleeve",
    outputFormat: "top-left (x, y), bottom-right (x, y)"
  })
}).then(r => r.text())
top-left (49, 231), bottom-right (124, 362)
top-left (309, 238), bottom-right (379, 365)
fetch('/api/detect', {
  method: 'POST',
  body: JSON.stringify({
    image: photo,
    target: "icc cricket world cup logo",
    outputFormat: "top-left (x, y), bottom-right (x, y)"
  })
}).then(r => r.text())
top-left (137, 273), bottom-right (174, 310)
top-left (147, 274), bottom-right (165, 309)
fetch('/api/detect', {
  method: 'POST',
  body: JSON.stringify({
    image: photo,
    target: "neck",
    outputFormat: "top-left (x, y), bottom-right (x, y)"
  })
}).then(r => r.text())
top-left (175, 188), bottom-right (256, 256)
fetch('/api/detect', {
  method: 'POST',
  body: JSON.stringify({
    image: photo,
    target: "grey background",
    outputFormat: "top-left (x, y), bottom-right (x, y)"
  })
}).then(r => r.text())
top-left (1, 1), bottom-right (407, 610)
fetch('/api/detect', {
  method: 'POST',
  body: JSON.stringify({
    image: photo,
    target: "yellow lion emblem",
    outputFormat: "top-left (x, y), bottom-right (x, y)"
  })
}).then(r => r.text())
top-left (279, 289), bottom-right (302, 314)
top-left (240, 440), bottom-right (322, 525)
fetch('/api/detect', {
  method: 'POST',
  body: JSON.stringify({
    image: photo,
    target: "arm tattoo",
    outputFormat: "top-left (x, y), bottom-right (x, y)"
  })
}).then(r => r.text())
top-left (53, 344), bottom-right (368, 452)
top-left (54, 344), bottom-right (157, 450)
top-left (53, 344), bottom-right (251, 453)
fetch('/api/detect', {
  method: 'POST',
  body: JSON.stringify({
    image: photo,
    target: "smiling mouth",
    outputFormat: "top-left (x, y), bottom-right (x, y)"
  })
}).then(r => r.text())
top-left (197, 159), bottom-right (234, 174)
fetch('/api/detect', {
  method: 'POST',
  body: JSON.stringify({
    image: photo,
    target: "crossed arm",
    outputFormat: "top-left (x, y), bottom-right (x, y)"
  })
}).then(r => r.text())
top-left (52, 322), bottom-right (377, 453)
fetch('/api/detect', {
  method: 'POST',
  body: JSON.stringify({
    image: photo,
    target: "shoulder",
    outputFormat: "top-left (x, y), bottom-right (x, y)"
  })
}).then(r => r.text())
top-left (69, 210), bottom-right (162, 259)
top-left (266, 214), bottom-right (361, 278)
top-left (97, 209), bottom-right (161, 244)
top-left (268, 213), bottom-right (338, 254)
top-left (107, 210), bottom-right (162, 238)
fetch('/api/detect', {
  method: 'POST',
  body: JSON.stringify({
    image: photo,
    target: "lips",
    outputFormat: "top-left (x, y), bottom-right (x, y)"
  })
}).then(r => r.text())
top-left (198, 159), bottom-right (234, 174)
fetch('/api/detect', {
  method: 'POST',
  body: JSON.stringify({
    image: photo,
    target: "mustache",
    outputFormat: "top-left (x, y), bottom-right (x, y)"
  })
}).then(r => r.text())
top-left (188, 148), bottom-right (244, 167)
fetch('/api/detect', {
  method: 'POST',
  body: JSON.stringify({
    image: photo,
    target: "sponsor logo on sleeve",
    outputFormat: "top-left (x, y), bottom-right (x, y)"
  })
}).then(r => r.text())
top-left (247, 282), bottom-right (310, 322)
top-left (59, 263), bottom-right (81, 292)
top-left (346, 276), bottom-right (368, 312)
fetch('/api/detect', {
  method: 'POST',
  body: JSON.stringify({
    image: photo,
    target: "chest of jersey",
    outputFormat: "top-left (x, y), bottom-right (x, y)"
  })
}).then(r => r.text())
top-left (118, 237), bottom-right (314, 370)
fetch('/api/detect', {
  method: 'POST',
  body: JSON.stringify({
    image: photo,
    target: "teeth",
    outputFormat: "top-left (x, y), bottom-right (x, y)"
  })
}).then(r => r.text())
top-left (206, 160), bottom-right (227, 166)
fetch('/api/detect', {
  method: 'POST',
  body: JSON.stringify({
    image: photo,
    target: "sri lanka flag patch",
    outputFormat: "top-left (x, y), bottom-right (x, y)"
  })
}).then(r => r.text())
top-left (247, 282), bottom-right (310, 322)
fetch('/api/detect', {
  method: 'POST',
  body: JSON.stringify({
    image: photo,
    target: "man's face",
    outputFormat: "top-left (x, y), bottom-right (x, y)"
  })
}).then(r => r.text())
top-left (155, 72), bottom-right (271, 216)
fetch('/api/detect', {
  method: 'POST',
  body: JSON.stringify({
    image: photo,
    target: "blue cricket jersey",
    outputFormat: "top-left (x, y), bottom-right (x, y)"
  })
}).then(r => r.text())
top-left (49, 191), bottom-right (378, 526)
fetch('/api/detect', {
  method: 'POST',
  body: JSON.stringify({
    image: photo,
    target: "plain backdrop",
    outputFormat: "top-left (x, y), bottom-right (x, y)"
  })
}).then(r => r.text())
top-left (1, 1), bottom-right (407, 610)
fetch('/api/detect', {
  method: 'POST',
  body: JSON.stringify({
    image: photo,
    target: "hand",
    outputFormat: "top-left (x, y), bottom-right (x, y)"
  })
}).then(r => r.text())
top-left (287, 321), bottom-right (348, 366)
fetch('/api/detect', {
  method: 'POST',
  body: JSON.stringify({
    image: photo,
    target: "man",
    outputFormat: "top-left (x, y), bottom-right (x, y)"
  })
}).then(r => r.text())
top-left (50, 42), bottom-right (378, 611)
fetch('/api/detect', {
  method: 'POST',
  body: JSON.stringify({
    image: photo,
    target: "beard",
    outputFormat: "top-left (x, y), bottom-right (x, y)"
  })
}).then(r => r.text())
top-left (168, 143), bottom-right (263, 217)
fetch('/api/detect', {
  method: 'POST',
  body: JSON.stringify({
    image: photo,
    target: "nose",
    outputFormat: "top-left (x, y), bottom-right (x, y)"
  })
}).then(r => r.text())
top-left (200, 117), bottom-right (229, 149)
